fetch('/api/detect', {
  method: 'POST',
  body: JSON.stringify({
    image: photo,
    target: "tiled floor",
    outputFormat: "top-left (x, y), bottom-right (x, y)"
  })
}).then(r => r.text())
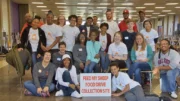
top-left (0, 57), bottom-right (180, 101)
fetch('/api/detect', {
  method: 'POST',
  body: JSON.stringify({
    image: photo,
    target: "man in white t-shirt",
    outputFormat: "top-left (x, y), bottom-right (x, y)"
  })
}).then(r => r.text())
top-left (62, 15), bottom-right (80, 52)
top-left (104, 10), bottom-right (119, 41)
top-left (41, 11), bottom-right (62, 53)
top-left (110, 62), bottom-right (161, 101)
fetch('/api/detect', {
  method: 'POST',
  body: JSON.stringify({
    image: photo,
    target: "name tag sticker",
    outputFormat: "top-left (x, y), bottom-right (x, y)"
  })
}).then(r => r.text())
top-left (125, 37), bottom-right (129, 40)
top-left (57, 58), bottom-right (61, 61)
top-left (38, 69), bottom-right (42, 73)
top-left (79, 48), bottom-right (82, 51)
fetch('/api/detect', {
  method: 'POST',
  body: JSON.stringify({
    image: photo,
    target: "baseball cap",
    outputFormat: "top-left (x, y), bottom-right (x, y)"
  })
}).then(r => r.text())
top-left (62, 54), bottom-right (71, 60)
top-left (123, 9), bottom-right (129, 14)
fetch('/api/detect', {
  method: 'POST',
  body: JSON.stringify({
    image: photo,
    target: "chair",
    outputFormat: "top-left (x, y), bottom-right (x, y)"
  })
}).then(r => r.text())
top-left (141, 71), bottom-right (153, 93)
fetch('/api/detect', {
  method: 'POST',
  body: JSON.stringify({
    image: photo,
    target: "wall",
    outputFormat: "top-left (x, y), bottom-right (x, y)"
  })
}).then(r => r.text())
top-left (163, 17), bottom-right (168, 36)
top-left (11, 1), bottom-right (19, 32)
top-left (168, 15), bottom-right (174, 35)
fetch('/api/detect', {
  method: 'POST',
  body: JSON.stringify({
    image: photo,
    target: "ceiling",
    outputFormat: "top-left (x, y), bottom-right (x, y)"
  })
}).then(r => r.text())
top-left (12, 0), bottom-right (180, 21)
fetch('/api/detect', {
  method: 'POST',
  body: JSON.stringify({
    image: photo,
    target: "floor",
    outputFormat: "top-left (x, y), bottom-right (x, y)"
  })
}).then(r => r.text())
top-left (0, 57), bottom-right (180, 101)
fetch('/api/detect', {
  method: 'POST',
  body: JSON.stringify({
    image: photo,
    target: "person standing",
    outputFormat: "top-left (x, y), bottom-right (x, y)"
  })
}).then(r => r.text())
top-left (136, 10), bottom-right (148, 32)
top-left (76, 16), bottom-right (83, 28)
top-left (93, 16), bottom-right (99, 29)
top-left (57, 15), bottom-right (66, 30)
top-left (20, 13), bottom-right (32, 37)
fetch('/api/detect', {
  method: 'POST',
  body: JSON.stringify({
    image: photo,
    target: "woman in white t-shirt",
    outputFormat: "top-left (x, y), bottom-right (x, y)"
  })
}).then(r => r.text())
top-left (128, 33), bottom-right (153, 84)
top-left (140, 20), bottom-right (158, 52)
top-left (55, 54), bottom-right (81, 98)
top-left (19, 18), bottom-right (46, 73)
top-left (108, 32), bottom-right (127, 68)
top-left (56, 15), bottom-right (66, 30)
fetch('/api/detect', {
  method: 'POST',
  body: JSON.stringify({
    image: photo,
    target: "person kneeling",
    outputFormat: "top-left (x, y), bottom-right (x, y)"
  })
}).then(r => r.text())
top-left (24, 51), bottom-right (56, 97)
top-left (110, 62), bottom-right (162, 101)
top-left (55, 54), bottom-right (82, 98)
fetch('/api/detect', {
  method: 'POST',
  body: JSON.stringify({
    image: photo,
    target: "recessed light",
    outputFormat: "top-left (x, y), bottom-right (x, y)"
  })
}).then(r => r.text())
top-left (144, 3), bottom-right (155, 5)
top-left (116, 7), bottom-right (127, 9)
top-left (129, 10), bottom-right (137, 12)
top-left (37, 6), bottom-right (47, 8)
top-left (158, 15), bottom-right (166, 16)
top-left (57, 6), bottom-right (67, 8)
top-left (175, 6), bottom-right (180, 8)
top-left (32, 2), bottom-right (43, 4)
top-left (145, 10), bottom-right (154, 12)
top-left (99, 3), bottom-right (110, 5)
top-left (55, 2), bottom-right (66, 4)
top-left (41, 9), bottom-right (49, 11)
top-left (166, 3), bottom-right (178, 5)
top-left (97, 7), bottom-right (107, 8)
top-left (121, 3), bottom-right (134, 5)
top-left (155, 7), bottom-right (165, 9)
top-left (162, 10), bottom-right (171, 12)
top-left (77, 7), bottom-right (87, 8)
top-left (168, 13), bottom-right (176, 14)
top-left (77, 3), bottom-right (88, 5)
top-left (136, 7), bottom-right (146, 9)
top-left (152, 13), bottom-right (160, 14)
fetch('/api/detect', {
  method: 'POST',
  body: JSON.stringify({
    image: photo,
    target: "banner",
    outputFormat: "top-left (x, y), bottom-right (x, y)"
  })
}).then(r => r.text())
top-left (80, 73), bottom-right (111, 97)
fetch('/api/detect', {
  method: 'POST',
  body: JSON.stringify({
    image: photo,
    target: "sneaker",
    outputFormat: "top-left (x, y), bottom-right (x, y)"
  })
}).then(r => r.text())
top-left (71, 91), bottom-right (82, 98)
top-left (159, 96), bottom-right (172, 101)
top-left (170, 92), bottom-right (177, 99)
top-left (55, 90), bottom-right (64, 96)
top-left (41, 91), bottom-right (50, 97)
top-left (24, 89), bottom-right (32, 96)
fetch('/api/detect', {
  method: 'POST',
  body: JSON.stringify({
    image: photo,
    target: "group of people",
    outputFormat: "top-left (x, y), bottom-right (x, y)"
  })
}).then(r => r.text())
top-left (17, 8), bottom-right (180, 100)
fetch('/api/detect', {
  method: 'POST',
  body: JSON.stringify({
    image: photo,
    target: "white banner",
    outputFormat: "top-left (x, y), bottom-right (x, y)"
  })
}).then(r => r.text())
top-left (80, 73), bottom-right (111, 97)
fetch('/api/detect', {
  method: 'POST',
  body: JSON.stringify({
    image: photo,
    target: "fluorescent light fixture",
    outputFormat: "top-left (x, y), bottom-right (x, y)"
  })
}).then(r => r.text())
top-left (162, 10), bottom-right (171, 12)
top-left (144, 3), bottom-right (155, 5)
top-left (151, 17), bottom-right (157, 18)
top-left (99, 3), bottom-right (110, 5)
top-left (146, 15), bottom-right (152, 16)
top-left (119, 18), bottom-right (124, 20)
top-left (97, 7), bottom-right (107, 8)
top-left (93, 13), bottom-right (99, 14)
top-left (41, 9), bottom-right (49, 11)
top-left (158, 15), bottom-right (166, 16)
top-left (77, 7), bottom-right (87, 8)
top-left (37, 6), bottom-right (47, 8)
top-left (32, 2), bottom-right (43, 4)
top-left (145, 10), bottom-right (154, 12)
top-left (129, 10), bottom-right (136, 12)
top-left (77, 3), bottom-right (88, 5)
top-left (131, 15), bottom-right (137, 16)
top-left (155, 7), bottom-right (165, 9)
top-left (166, 3), bottom-right (178, 5)
top-left (57, 6), bottom-right (67, 8)
top-left (55, 2), bottom-right (66, 4)
top-left (152, 13), bottom-right (160, 14)
top-left (168, 13), bottom-right (176, 14)
top-left (116, 7), bottom-right (127, 9)
top-left (175, 6), bottom-right (180, 8)
top-left (136, 7), bottom-right (146, 9)
top-left (113, 11), bottom-right (119, 13)
top-left (121, 3), bottom-right (134, 5)
top-left (93, 10), bottom-right (102, 12)
top-left (59, 10), bottom-right (68, 11)
top-left (76, 10), bottom-right (85, 11)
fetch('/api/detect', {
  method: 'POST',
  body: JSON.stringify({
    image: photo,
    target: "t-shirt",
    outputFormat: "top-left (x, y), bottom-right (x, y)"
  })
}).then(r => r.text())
top-left (112, 72), bottom-right (140, 91)
top-left (55, 66), bottom-right (79, 87)
top-left (62, 25), bottom-right (80, 51)
top-left (28, 28), bottom-right (39, 52)
top-left (108, 42), bottom-right (128, 58)
top-left (99, 34), bottom-right (107, 51)
top-left (41, 24), bottom-right (62, 49)
top-left (122, 30), bottom-right (137, 51)
top-left (135, 45), bottom-right (147, 60)
top-left (104, 20), bottom-right (119, 42)
top-left (136, 18), bottom-right (148, 32)
top-left (140, 29), bottom-right (158, 51)
top-left (154, 49), bottom-right (180, 73)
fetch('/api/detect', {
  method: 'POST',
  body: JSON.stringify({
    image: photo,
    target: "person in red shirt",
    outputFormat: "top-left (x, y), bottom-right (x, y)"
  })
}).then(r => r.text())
top-left (119, 9), bottom-right (138, 32)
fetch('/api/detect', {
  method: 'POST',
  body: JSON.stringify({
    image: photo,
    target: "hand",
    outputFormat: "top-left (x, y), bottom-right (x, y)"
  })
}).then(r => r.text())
top-left (37, 54), bottom-right (41, 58)
top-left (152, 67), bottom-right (159, 75)
top-left (94, 54), bottom-right (100, 59)
top-left (37, 87), bottom-right (43, 94)
top-left (43, 86), bottom-right (49, 93)
top-left (114, 56), bottom-right (120, 60)
top-left (41, 45), bottom-right (47, 51)
top-left (76, 85), bottom-right (80, 90)
top-left (46, 46), bottom-right (52, 51)
top-left (18, 48), bottom-right (23, 52)
top-left (79, 62), bottom-right (84, 69)
top-left (142, 58), bottom-right (148, 62)
top-left (69, 84), bottom-right (76, 90)
top-left (86, 60), bottom-right (90, 66)
top-left (112, 93), bottom-right (120, 97)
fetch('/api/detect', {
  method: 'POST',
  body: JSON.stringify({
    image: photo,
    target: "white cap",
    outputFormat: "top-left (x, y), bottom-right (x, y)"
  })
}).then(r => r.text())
top-left (62, 54), bottom-right (71, 60)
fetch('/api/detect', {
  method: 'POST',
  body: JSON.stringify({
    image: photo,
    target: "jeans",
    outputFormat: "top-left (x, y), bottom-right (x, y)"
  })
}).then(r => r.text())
top-left (125, 86), bottom-right (159, 101)
top-left (126, 52), bottom-right (132, 69)
top-left (31, 52), bottom-right (42, 73)
top-left (128, 62), bottom-right (151, 84)
top-left (160, 68), bottom-right (179, 93)
top-left (57, 70), bottom-right (79, 96)
top-left (84, 61), bottom-right (98, 73)
top-left (99, 51), bottom-right (110, 71)
top-left (24, 80), bottom-right (55, 96)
